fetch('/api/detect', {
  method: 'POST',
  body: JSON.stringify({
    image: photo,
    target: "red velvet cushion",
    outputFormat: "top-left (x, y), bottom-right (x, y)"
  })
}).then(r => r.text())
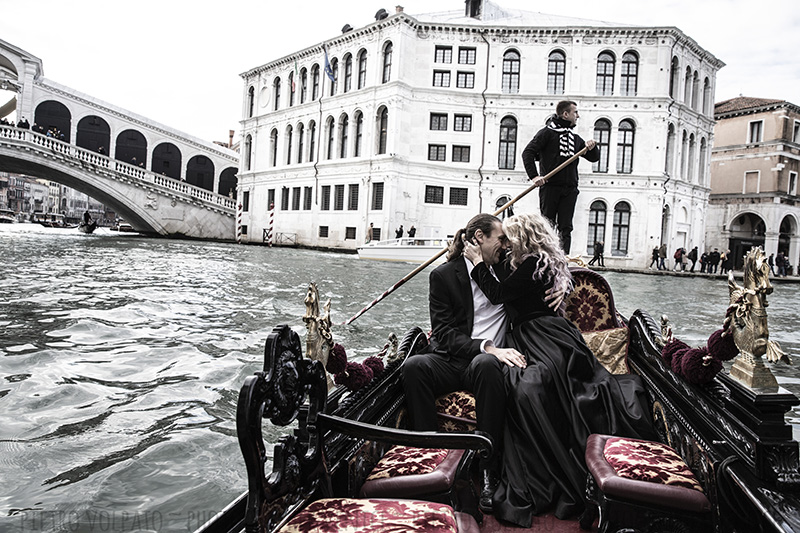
top-left (603, 437), bottom-right (703, 492)
top-left (360, 448), bottom-right (465, 498)
top-left (278, 498), bottom-right (460, 532)
top-left (366, 446), bottom-right (449, 480)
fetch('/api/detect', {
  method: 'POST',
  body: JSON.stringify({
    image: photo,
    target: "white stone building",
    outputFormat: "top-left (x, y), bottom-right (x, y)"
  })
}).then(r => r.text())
top-left (237, 0), bottom-right (723, 265)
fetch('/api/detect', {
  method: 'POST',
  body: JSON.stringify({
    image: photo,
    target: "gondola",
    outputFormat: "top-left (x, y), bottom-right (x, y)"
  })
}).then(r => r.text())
top-left (196, 251), bottom-right (799, 533)
top-left (78, 220), bottom-right (97, 234)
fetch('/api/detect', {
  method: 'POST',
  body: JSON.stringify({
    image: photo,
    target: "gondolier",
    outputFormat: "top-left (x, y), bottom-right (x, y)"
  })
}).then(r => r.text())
top-left (522, 100), bottom-right (599, 254)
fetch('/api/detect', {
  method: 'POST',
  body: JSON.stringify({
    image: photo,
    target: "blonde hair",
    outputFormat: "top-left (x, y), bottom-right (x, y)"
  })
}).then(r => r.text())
top-left (502, 213), bottom-right (572, 297)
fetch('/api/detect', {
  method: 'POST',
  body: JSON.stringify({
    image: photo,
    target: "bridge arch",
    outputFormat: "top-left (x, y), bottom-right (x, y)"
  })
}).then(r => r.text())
top-left (219, 167), bottom-right (238, 198)
top-left (115, 128), bottom-right (147, 166)
top-left (152, 142), bottom-right (182, 180)
top-left (76, 115), bottom-right (110, 154)
top-left (187, 154), bottom-right (215, 191)
top-left (34, 100), bottom-right (71, 140)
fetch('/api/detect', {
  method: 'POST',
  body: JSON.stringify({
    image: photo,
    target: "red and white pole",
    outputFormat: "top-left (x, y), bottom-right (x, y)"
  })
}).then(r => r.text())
top-left (236, 203), bottom-right (242, 244)
top-left (267, 202), bottom-right (274, 247)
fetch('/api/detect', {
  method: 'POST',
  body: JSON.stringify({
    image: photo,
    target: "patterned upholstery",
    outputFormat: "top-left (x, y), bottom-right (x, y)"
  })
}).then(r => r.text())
top-left (603, 437), bottom-right (703, 492)
top-left (366, 446), bottom-right (449, 480)
top-left (581, 327), bottom-right (630, 374)
top-left (434, 391), bottom-right (477, 432)
top-left (279, 498), bottom-right (461, 532)
top-left (565, 268), bottom-right (623, 332)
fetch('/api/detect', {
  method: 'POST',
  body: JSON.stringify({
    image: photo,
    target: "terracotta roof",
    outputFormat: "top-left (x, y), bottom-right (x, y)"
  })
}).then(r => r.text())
top-left (715, 96), bottom-right (787, 116)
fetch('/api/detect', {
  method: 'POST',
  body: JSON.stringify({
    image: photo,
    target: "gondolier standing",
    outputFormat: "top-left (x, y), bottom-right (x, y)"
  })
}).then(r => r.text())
top-left (522, 100), bottom-right (599, 254)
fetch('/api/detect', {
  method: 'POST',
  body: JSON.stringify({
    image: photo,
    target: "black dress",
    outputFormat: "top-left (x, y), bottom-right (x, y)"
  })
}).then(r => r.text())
top-left (470, 256), bottom-right (656, 526)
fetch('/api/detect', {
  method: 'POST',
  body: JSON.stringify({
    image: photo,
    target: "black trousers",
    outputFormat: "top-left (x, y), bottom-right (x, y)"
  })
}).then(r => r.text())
top-left (539, 185), bottom-right (579, 254)
top-left (403, 351), bottom-right (506, 458)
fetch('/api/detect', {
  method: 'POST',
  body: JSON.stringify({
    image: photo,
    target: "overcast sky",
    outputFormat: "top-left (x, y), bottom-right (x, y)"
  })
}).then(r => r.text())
top-left (2, 0), bottom-right (797, 144)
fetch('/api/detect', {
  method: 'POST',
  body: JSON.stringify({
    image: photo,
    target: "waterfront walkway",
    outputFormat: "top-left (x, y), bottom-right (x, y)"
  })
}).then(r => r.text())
top-left (589, 264), bottom-right (800, 284)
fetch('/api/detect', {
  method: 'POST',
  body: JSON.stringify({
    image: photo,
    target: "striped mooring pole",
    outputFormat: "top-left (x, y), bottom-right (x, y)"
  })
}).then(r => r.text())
top-left (267, 202), bottom-right (274, 247)
top-left (236, 203), bottom-right (242, 244)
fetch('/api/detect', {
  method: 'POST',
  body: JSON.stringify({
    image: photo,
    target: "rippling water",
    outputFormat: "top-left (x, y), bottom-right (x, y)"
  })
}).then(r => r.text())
top-left (1, 225), bottom-right (797, 533)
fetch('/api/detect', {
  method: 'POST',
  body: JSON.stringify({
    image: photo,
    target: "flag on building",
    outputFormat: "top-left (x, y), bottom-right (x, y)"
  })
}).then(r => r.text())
top-left (323, 44), bottom-right (334, 82)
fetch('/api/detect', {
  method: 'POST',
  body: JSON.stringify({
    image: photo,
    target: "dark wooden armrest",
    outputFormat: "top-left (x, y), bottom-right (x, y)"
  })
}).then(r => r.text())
top-left (317, 413), bottom-right (493, 460)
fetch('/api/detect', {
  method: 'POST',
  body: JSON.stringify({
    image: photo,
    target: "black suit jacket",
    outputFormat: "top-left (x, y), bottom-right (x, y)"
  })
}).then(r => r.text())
top-left (428, 256), bottom-right (511, 361)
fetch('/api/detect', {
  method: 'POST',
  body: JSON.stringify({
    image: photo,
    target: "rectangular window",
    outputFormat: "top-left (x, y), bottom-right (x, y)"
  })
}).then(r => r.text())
top-left (321, 185), bottom-right (331, 210)
top-left (345, 227), bottom-right (357, 240)
top-left (425, 185), bottom-right (444, 204)
top-left (428, 144), bottom-right (446, 161)
top-left (241, 224), bottom-right (248, 235)
top-left (303, 186), bottom-right (313, 210)
top-left (372, 228), bottom-right (382, 240)
top-left (793, 121), bottom-right (800, 143)
top-left (748, 120), bottom-right (763, 143)
top-left (449, 187), bottom-right (468, 205)
top-left (789, 171), bottom-right (797, 196)
top-left (454, 115), bottom-right (472, 132)
top-left (434, 46), bottom-right (452, 63)
top-left (371, 182), bottom-right (384, 210)
top-left (292, 187), bottom-right (301, 210)
top-left (433, 70), bottom-right (450, 87)
top-left (452, 145), bottom-right (470, 163)
top-left (430, 113), bottom-right (448, 131)
top-left (281, 187), bottom-right (289, 210)
top-left (319, 226), bottom-right (329, 238)
top-left (456, 71), bottom-right (474, 89)
top-left (458, 47), bottom-right (476, 64)
top-left (334, 184), bottom-right (345, 210)
top-left (744, 170), bottom-right (760, 194)
top-left (242, 191), bottom-right (250, 212)
top-left (348, 184), bottom-right (359, 210)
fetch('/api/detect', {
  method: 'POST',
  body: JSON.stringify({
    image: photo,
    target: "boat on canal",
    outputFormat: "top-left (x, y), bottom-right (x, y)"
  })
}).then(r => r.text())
top-left (0, 208), bottom-right (16, 223)
top-left (196, 250), bottom-right (799, 533)
top-left (31, 212), bottom-right (74, 228)
top-left (78, 220), bottom-right (98, 234)
top-left (357, 237), bottom-right (450, 264)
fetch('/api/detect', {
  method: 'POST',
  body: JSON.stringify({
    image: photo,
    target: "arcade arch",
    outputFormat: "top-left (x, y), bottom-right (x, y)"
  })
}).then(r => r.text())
top-left (34, 100), bottom-right (71, 140)
top-left (76, 115), bottom-right (110, 154)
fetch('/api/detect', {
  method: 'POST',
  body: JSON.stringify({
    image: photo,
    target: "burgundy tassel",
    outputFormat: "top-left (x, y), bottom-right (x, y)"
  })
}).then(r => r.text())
top-left (661, 338), bottom-right (690, 366)
top-left (680, 346), bottom-right (723, 385)
top-left (334, 361), bottom-right (373, 391)
top-left (707, 329), bottom-right (738, 361)
top-left (327, 343), bottom-right (348, 374)
top-left (363, 356), bottom-right (385, 378)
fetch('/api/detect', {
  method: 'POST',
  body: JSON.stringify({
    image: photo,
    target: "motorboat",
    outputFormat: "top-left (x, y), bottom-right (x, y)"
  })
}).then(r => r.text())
top-left (357, 236), bottom-right (450, 264)
top-left (0, 208), bottom-right (16, 223)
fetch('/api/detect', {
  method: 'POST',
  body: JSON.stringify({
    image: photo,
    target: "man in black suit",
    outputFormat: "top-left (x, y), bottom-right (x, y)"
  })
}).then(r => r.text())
top-left (403, 213), bottom-right (527, 512)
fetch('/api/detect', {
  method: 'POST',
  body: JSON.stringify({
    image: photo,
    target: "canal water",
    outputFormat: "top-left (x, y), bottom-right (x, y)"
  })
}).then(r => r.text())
top-left (1, 225), bottom-right (798, 533)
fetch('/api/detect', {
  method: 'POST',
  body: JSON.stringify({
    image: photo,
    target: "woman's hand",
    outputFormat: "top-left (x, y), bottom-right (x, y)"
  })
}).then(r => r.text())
top-left (463, 238), bottom-right (483, 265)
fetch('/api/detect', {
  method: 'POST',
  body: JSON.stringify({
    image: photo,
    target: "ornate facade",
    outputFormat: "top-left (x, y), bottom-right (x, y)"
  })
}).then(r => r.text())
top-left (237, 0), bottom-right (723, 265)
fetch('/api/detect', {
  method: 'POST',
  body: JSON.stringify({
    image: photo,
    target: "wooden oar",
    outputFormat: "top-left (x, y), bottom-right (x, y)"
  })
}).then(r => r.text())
top-left (343, 146), bottom-right (590, 325)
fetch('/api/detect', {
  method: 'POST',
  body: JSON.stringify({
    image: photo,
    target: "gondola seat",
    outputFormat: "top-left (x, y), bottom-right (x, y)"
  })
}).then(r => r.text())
top-left (582, 434), bottom-right (711, 532)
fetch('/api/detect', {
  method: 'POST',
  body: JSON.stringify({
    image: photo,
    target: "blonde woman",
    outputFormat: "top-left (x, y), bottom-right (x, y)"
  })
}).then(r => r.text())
top-left (464, 212), bottom-right (655, 527)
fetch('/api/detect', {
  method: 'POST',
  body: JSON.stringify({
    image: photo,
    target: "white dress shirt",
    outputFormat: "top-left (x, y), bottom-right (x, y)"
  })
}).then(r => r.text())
top-left (464, 256), bottom-right (507, 351)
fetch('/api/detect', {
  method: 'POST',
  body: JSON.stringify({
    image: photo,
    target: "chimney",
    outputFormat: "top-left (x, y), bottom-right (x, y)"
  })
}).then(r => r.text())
top-left (396, 5), bottom-right (403, 13)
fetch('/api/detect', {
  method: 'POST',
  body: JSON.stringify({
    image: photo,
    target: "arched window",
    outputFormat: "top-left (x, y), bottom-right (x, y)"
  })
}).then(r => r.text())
top-left (377, 107), bottom-right (388, 154)
top-left (687, 133), bottom-right (696, 183)
top-left (382, 42), bottom-right (393, 84)
top-left (286, 125), bottom-right (293, 165)
top-left (339, 114), bottom-right (349, 158)
top-left (308, 120), bottom-right (316, 162)
top-left (593, 119), bottom-right (611, 173)
top-left (669, 57), bottom-right (680, 99)
top-left (616, 119), bottom-right (635, 174)
top-left (501, 50), bottom-right (520, 94)
top-left (270, 128), bottom-right (278, 167)
top-left (311, 65), bottom-right (320, 100)
top-left (300, 68), bottom-right (308, 104)
top-left (343, 54), bottom-right (353, 93)
top-left (692, 71), bottom-right (700, 111)
top-left (244, 134), bottom-right (252, 171)
top-left (288, 72), bottom-right (295, 107)
top-left (354, 111), bottom-right (364, 157)
top-left (665, 123), bottom-right (676, 175)
top-left (680, 130), bottom-right (689, 179)
top-left (297, 123), bottom-right (305, 164)
top-left (698, 137), bottom-right (708, 186)
top-left (683, 66), bottom-right (692, 104)
top-left (329, 58), bottom-right (338, 96)
top-left (587, 200), bottom-right (607, 254)
top-left (612, 202), bottom-right (631, 255)
top-left (247, 86), bottom-right (255, 118)
top-left (496, 195), bottom-right (514, 220)
top-left (702, 77), bottom-right (711, 115)
top-left (273, 77), bottom-right (281, 111)
top-left (326, 116), bottom-right (335, 159)
top-left (357, 49), bottom-right (368, 89)
top-left (620, 51), bottom-right (638, 96)
top-left (498, 116), bottom-right (517, 169)
top-left (596, 51), bottom-right (615, 95)
top-left (547, 50), bottom-right (566, 95)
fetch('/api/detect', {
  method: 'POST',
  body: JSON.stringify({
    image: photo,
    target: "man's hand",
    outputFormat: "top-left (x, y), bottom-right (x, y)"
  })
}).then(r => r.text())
top-left (545, 286), bottom-right (568, 312)
top-left (463, 239), bottom-right (483, 265)
top-left (531, 176), bottom-right (546, 189)
top-left (485, 345), bottom-right (526, 368)
top-left (586, 139), bottom-right (597, 150)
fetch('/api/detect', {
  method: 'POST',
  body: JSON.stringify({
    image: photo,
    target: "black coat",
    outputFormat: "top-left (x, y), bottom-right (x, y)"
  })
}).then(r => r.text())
top-left (521, 117), bottom-right (600, 188)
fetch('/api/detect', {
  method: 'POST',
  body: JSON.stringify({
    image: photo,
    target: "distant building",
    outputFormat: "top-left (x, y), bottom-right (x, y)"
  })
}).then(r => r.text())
top-left (707, 97), bottom-right (800, 269)
top-left (237, 0), bottom-right (722, 265)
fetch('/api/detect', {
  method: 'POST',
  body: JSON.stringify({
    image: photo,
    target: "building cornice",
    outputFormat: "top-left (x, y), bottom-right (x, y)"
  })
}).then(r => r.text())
top-left (716, 101), bottom-right (800, 120)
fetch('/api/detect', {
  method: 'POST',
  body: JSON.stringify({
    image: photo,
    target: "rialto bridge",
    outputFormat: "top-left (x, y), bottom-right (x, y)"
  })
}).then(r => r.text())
top-left (0, 39), bottom-right (237, 240)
